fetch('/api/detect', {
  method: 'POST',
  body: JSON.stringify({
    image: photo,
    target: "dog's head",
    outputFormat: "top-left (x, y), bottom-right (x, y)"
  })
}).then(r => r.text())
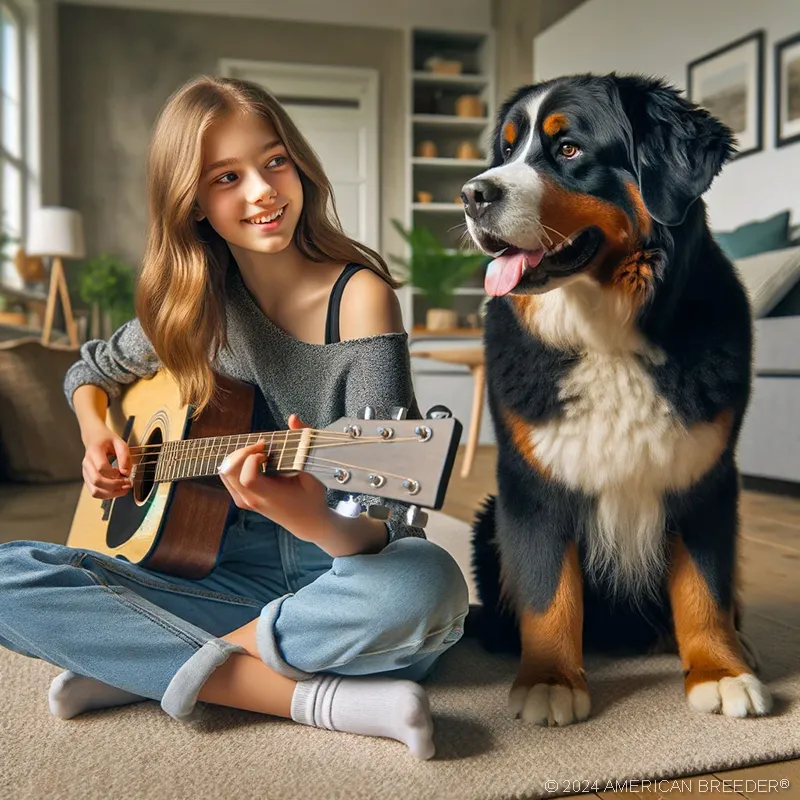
top-left (463, 74), bottom-right (735, 297)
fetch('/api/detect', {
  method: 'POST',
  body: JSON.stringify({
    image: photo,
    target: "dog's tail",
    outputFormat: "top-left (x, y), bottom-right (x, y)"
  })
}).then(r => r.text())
top-left (466, 494), bottom-right (521, 654)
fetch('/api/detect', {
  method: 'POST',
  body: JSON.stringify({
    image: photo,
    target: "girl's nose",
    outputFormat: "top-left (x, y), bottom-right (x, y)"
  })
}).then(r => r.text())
top-left (246, 171), bottom-right (277, 205)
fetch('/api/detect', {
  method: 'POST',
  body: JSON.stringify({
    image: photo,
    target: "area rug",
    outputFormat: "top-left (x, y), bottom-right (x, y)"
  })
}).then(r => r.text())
top-left (1, 512), bottom-right (798, 800)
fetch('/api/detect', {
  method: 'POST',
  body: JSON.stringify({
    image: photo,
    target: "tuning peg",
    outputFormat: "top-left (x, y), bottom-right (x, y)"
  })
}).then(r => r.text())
top-left (425, 404), bottom-right (453, 419)
top-left (405, 505), bottom-right (429, 528)
top-left (366, 504), bottom-right (392, 521)
top-left (335, 496), bottom-right (363, 518)
top-left (358, 406), bottom-right (376, 420)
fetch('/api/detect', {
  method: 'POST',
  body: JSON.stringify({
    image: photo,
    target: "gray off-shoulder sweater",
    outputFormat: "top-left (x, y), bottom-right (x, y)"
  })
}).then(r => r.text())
top-left (64, 267), bottom-right (425, 543)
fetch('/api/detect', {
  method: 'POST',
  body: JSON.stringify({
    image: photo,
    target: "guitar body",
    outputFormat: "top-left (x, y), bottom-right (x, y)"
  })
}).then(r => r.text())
top-left (67, 371), bottom-right (254, 579)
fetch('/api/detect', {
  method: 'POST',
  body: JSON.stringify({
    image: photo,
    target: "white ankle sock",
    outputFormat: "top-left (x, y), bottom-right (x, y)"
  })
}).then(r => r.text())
top-left (49, 671), bottom-right (145, 719)
top-left (290, 675), bottom-right (435, 759)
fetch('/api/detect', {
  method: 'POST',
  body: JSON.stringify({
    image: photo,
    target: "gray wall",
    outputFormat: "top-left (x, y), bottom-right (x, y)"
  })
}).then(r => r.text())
top-left (58, 4), bottom-right (406, 270)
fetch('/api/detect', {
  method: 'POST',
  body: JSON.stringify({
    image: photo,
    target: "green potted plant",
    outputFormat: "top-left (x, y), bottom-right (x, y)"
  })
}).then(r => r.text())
top-left (76, 253), bottom-right (136, 339)
top-left (390, 220), bottom-right (488, 331)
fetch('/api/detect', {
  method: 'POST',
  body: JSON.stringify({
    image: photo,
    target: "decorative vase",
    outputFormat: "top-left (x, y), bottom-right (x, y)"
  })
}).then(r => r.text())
top-left (455, 141), bottom-right (481, 160)
top-left (455, 95), bottom-right (483, 118)
top-left (425, 308), bottom-right (458, 331)
top-left (423, 57), bottom-right (463, 75)
top-left (416, 140), bottom-right (438, 158)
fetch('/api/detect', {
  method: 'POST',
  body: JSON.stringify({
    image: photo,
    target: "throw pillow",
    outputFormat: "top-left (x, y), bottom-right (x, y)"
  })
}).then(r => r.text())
top-left (0, 338), bottom-right (85, 483)
top-left (734, 245), bottom-right (800, 318)
top-left (714, 211), bottom-right (791, 260)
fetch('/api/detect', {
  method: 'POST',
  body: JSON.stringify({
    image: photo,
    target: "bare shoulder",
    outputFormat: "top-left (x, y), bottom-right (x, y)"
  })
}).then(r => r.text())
top-left (338, 268), bottom-right (406, 340)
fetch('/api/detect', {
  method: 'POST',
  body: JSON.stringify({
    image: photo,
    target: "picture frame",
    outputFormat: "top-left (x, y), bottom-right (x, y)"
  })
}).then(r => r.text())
top-left (775, 31), bottom-right (800, 148)
top-left (687, 30), bottom-right (764, 160)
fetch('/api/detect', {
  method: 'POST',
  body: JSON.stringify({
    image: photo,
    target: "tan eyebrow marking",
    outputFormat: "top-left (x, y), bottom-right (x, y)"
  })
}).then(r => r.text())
top-left (543, 113), bottom-right (568, 136)
top-left (503, 120), bottom-right (518, 145)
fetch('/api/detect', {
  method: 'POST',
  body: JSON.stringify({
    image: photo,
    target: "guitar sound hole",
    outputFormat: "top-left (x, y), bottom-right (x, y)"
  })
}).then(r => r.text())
top-left (133, 426), bottom-right (163, 503)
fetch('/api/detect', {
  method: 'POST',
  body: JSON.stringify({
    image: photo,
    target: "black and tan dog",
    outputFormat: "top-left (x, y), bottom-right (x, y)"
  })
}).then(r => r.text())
top-left (462, 74), bottom-right (772, 726)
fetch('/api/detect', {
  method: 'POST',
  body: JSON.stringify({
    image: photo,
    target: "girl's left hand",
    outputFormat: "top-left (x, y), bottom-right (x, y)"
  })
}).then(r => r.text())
top-left (218, 413), bottom-right (331, 539)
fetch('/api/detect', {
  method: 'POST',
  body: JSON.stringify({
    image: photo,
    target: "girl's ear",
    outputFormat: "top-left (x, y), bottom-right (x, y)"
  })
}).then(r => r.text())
top-left (194, 207), bottom-right (206, 222)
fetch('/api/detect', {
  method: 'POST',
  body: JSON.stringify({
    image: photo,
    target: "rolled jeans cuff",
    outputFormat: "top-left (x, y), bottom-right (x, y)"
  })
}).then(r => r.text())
top-left (256, 593), bottom-right (314, 681)
top-left (161, 638), bottom-right (246, 722)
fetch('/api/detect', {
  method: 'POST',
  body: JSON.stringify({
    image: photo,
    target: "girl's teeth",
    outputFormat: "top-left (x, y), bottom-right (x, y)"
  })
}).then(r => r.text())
top-left (248, 208), bottom-right (284, 224)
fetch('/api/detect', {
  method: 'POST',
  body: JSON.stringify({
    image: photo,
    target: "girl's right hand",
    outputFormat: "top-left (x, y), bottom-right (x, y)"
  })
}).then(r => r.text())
top-left (81, 425), bottom-right (133, 499)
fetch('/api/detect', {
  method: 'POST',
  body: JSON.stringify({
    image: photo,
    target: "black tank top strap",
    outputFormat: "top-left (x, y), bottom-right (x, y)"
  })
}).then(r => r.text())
top-left (324, 263), bottom-right (367, 345)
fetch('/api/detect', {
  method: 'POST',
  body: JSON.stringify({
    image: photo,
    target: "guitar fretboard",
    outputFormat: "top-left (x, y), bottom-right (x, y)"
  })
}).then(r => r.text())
top-left (145, 430), bottom-right (310, 483)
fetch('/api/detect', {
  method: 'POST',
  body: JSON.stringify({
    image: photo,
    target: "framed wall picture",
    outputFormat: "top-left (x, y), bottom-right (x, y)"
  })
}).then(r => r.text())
top-left (775, 32), bottom-right (800, 148)
top-left (687, 30), bottom-right (764, 160)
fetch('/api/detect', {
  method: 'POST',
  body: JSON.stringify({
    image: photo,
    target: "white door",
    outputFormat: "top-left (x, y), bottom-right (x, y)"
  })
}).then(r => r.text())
top-left (220, 60), bottom-right (379, 251)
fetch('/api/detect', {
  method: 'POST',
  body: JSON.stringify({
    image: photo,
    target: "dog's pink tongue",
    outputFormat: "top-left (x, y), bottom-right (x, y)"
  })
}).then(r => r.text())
top-left (484, 250), bottom-right (545, 296)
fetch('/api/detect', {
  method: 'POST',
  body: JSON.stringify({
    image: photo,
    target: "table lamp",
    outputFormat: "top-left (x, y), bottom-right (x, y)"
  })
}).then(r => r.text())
top-left (27, 207), bottom-right (85, 346)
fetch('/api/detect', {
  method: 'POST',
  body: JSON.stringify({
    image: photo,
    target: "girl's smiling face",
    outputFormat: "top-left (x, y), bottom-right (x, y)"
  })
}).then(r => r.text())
top-left (195, 111), bottom-right (303, 254)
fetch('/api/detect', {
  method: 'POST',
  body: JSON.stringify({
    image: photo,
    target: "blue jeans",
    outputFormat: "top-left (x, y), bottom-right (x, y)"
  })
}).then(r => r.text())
top-left (0, 510), bottom-right (468, 722)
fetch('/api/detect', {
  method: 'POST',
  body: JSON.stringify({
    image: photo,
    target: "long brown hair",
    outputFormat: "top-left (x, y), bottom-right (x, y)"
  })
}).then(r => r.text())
top-left (136, 75), bottom-right (398, 416)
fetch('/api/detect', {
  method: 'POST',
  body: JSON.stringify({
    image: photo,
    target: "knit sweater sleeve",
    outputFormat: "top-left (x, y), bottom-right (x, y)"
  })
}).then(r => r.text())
top-left (338, 333), bottom-right (427, 543)
top-left (63, 318), bottom-right (161, 411)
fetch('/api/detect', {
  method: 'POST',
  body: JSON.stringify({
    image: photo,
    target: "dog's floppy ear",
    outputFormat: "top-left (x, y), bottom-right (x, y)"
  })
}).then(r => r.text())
top-left (613, 75), bottom-right (736, 226)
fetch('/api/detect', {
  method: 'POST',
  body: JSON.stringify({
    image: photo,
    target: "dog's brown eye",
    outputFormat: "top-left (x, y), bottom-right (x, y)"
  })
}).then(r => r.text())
top-left (503, 145), bottom-right (513, 159)
top-left (559, 143), bottom-right (580, 159)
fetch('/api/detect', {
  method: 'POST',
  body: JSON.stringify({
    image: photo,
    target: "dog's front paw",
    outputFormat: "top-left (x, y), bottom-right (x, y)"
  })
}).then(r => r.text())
top-left (687, 672), bottom-right (772, 717)
top-left (509, 682), bottom-right (591, 726)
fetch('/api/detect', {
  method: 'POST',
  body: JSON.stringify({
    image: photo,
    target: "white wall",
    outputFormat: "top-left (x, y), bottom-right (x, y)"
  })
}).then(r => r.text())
top-left (533, 0), bottom-right (800, 232)
top-left (58, 0), bottom-right (492, 32)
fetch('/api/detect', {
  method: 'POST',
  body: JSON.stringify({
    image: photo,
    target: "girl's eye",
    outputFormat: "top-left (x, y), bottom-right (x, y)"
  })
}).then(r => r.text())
top-left (216, 172), bottom-right (237, 185)
top-left (267, 155), bottom-right (288, 168)
top-left (559, 142), bottom-right (581, 159)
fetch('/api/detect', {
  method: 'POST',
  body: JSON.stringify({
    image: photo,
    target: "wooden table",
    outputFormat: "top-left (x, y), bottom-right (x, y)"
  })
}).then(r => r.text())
top-left (412, 345), bottom-right (486, 479)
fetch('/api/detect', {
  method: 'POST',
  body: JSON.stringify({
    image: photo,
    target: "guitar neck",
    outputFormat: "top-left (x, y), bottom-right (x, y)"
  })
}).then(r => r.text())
top-left (145, 429), bottom-right (310, 483)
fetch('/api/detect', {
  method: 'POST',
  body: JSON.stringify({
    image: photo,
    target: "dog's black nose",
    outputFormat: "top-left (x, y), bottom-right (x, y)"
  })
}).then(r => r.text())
top-left (461, 180), bottom-right (503, 219)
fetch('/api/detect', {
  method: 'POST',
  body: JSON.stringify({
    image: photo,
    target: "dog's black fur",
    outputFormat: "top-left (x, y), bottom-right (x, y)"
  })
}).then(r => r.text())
top-left (466, 74), bottom-right (753, 658)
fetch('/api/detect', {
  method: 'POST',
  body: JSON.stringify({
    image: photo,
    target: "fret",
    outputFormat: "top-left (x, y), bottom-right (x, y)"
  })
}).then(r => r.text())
top-left (213, 436), bottom-right (223, 476)
top-left (191, 438), bottom-right (200, 479)
top-left (204, 436), bottom-right (214, 477)
top-left (267, 431), bottom-right (276, 474)
top-left (178, 440), bottom-right (188, 480)
top-left (160, 440), bottom-right (168, 482)
top-left (278, 430), bottom-right (288, 472)
top-left (169, 440), bottom-right (178, 481)
top-left (174, 440), bottom-right (184, 481)
top-left (154, 442), bottom-right (164, 483)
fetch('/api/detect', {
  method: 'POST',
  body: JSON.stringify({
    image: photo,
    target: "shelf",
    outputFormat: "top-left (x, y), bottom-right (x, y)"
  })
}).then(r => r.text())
top-left (403, 28), bottom-right (495, 335)
top-left (412, 72), bottom-right (489, 90)
top-left (412, 202), bottom-right (464, 212)
top-left (412, 287), bottom-right (485, 296)
top-left (412, 157), bottom-right (485, 169)
top-left (412, 114), bottom-right (491, 129)
top-left (410, 326), bottom-right (483, 338)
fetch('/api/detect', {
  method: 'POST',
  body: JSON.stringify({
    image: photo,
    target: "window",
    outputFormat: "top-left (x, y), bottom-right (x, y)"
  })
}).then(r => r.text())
top-left (1, 1), bottom-right (25, 281)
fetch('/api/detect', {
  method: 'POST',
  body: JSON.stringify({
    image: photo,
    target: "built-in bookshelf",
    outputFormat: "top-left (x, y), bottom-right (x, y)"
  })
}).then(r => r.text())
top-left (398, 28), bottom-right (495, 333)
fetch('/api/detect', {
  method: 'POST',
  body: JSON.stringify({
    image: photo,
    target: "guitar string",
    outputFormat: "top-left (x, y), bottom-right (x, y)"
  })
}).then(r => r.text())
top-left (129, 450), bottom-right (419, 484)
top-left (128, 435), bottom-right (423, 462)
top-left (126, 438), bottom-right (424, 475)
top-left (126, 429), bottom-right (400, 453)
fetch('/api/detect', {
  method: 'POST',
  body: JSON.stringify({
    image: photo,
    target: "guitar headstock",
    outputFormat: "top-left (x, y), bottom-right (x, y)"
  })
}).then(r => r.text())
top-left (310, 414), bottom-right (462, 509)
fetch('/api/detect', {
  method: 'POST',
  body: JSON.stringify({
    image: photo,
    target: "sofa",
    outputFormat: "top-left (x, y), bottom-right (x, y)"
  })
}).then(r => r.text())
top-left (717, 213), bottom-right (800, 486)
top-left (0, 338), bottom-right (84, 546)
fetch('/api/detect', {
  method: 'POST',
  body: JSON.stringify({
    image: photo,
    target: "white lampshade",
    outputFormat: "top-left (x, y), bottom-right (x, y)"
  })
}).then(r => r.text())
top-left (27, 206), bottom-right (86, 259)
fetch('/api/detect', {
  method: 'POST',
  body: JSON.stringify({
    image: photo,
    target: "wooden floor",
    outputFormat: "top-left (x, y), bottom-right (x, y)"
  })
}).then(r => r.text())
top-left (441, 445), bottom-right (800, 799)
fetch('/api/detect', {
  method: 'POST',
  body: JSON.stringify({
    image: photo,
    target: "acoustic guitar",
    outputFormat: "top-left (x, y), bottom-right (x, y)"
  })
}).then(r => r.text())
top-left (67, 370), bottom-right (462, 578)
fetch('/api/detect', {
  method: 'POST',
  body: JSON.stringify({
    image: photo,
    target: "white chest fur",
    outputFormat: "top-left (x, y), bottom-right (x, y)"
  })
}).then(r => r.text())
top-left (521, 283), bottom-right (729, 593)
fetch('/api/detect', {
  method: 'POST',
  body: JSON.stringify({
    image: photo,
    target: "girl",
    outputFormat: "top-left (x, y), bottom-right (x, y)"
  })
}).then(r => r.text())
top-left (0, 76), bottom-right (468, 760)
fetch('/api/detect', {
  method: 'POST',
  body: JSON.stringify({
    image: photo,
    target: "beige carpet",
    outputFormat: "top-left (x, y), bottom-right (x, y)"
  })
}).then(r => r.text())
top-left (2, 512), bottom-right (799, 800)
